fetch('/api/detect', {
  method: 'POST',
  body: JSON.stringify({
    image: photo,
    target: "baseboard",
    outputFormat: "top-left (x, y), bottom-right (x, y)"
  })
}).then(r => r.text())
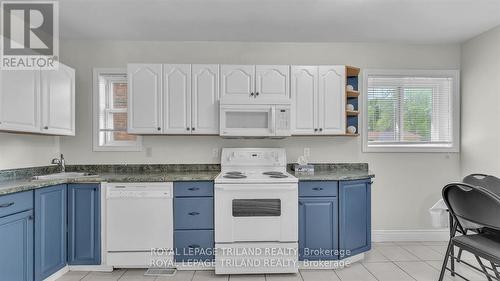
top-left (372, 229), bottom-right (449, 242)
top-left (43, 265), bottom-right (69, 281)
top-left (68, 265), bottom-right (114, 272)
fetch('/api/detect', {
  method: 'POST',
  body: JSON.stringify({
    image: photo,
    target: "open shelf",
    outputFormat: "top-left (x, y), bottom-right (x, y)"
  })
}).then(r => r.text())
top-left (346, 90), bottom-right (360, 98)
top-left (346, 110), bottom-right (359, 116)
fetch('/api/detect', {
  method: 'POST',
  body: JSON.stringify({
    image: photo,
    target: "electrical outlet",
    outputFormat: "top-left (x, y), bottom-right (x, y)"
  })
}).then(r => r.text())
top-left (303, 147), bottom-right (310, 157)
top-left (212, 148), bottom-right (219, 159)
top-left (145, 147), bottom-right (153, 157)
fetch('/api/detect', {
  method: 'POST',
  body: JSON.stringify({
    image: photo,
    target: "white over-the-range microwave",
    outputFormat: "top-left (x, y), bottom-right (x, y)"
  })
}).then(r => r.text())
top-left (220, 104), bottom-right (291, 138)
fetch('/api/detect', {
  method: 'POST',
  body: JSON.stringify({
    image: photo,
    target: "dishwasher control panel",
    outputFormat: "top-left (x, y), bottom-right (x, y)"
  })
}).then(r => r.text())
top-left (107, 183), bottom-right (173, 198)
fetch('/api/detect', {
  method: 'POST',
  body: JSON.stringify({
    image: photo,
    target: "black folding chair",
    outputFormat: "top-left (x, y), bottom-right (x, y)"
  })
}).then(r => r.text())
top-left (439, 183), bottom-right (500, 281)
top-left (455, 174), bottom-right (500, 263)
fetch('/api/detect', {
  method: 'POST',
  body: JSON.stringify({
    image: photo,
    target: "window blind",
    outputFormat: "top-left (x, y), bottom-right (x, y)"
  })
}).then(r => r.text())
top-left (367, 76), bottom-right (454, 147)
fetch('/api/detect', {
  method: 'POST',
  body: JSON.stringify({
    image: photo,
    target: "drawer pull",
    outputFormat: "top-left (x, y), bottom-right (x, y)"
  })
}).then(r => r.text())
top-left (188, 187), bottom-right (200, 191)
top-left (0, 202), bottom-right (14, 208)
top-left (312, 187), bottom-right (324, 191)
top-left (188, 244), bottom-right (200, 248)
top-left (188, 212), bottom-right (200, 216)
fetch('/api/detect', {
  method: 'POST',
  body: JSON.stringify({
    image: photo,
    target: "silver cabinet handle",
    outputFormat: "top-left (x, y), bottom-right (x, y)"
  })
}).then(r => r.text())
top-left (191, 127), bottom-right (195, 131)
top-left (312, 187), bottom-right (324, 191)
top-left (186, 127), bottom-right (190, 131)
top-left (188, 212), bottom-right (200, 216)
top-left (188, 187), bottom-right (199, 191)
top-left (44, 126), bottom-right (48, 130)
top-left (188, 244), bottom-right (200, 248)
top-left (250, 92), bottom-right (254, 97)
top-left (319, 128), bottom-right (323, 132)
top-left (0, 202), bottom-right (14, 208)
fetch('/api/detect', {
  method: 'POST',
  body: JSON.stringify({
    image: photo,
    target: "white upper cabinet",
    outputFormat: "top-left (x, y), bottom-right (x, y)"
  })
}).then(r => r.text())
top-left (255, 65), bottom-right (290, 102)
top-left (127, 64), bottom-right (220, 135)
top-left (0, 70), bottom-right (41, 133)
top-left (191, 64), bottom-right (219, 134)
top-left (163, 64), bottom-right (191, 134)
top-left (128, 64), bottom-right (163, 134)
top-left (220, 65), bottom-right (254, 103)
top-left (291, 66), bottom-right (317, 135)
top-left (291, 65), bottom-right (346, 135)
top-left (318, 65), bottom-right (345, 135)
top-left (41, 64), bottom-right (75, 136)
top-left (220, 65), bottom-right (290, 104)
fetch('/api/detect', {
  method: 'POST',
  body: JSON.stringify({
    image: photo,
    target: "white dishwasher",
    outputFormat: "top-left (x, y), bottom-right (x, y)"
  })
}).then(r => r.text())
top-left (106, 182), bottom-right (173, 268)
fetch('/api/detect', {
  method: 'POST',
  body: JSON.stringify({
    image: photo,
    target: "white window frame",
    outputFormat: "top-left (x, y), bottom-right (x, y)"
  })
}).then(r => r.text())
top-left (93, 68), bottom-right (143, 152)
top-left (362, 69), bottom-right (460, 153)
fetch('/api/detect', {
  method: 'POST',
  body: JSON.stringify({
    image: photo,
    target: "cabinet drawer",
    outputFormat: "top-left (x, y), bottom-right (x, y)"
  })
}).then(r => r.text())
top-left (174, 230), bottom-right (214, 262)
top-left (299, 181), bottom-right (338, 197)
top-left (174, 197), bottom-right (213, 230)
top-left (174, 181), bottom-right (213, 197)
top-left (0, 191), bottom-right (33, 218)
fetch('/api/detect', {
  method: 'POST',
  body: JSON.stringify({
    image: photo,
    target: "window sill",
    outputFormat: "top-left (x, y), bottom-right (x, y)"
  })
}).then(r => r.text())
top-left (363, 144), bottom-right (459, 153)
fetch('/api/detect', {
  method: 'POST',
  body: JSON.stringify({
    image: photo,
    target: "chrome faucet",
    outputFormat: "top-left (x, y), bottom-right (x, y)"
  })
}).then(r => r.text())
top-left (51, 154), bottom-right (66, 172)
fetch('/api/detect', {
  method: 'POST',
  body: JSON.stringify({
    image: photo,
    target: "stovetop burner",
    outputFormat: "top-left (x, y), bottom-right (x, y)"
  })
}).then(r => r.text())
top-left (269, 174), bottom-right (289, 178)
top-left (223, 173), bottom-right (247, 179)
top-left (263, 171), bottom-right (284, 176)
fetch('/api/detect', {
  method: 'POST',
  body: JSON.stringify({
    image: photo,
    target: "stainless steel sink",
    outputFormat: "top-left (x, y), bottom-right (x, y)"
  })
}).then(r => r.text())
top-left (31, 172), bottom-right (98, 181)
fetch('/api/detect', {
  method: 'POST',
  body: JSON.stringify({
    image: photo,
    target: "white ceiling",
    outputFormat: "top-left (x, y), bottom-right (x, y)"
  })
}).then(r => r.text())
top-left (59, 0), bottom-right (500, 43)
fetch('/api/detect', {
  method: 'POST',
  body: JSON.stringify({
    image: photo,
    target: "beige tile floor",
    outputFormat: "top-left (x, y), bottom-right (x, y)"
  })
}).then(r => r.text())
top-left (56, 241), bottom-right (491, 281)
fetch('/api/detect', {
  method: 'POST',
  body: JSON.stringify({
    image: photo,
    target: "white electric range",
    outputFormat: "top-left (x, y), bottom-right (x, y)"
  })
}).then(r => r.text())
top-left (214, 148), bottom-right (298, 274)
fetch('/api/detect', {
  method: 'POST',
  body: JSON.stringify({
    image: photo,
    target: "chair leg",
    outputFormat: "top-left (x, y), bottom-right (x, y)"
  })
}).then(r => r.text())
top-left (475, 255), bottom-right (492, 281)
top-left (439, 239), bottom-right (454, 281)
top-left (449, 213), bottom-right (455, 276)
top-left (457, 248), bottom-right (463, 263)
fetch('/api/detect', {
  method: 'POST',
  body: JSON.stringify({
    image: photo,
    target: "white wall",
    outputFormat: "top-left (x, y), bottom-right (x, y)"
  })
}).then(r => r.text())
top-left (461, 26), bottom-right (500, 176)
top-left (0, 133), bottom-right (60, 169)
top-left (59, 40), bottom-right (461, 231)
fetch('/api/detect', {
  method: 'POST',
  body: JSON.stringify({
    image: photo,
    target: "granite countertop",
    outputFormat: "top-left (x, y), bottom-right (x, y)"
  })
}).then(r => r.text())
top-left (0, 163), bottom-right (374, 196)
top-left (0, 170), bottom-right (219, 196)
top-left (289, 170), bottom-right (375, 181)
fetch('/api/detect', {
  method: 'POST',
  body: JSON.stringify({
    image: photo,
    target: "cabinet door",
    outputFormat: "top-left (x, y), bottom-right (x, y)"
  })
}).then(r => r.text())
top-left (41, 64), bottom-right (75, 135)
top-left (0, 210), bottom-right (34, 281)
top-left (220, 65), bottom-right (254, 103)
top-left (255, 65), bottom-right (290, 102)
top-left (298, 197), bottom-right (338, 260)
top-left (163, 64), bottom-right (191, 134)
top-left (291, 66), bottom-right (317, 135)
top-left (0, 70), bottom-right (41, 133)
top-left (127, 64), bottom-right (162, 134)
top-left (191, 64), bottom-right (219, 134)
top-left (67, 184), bottom-right (101, 265)
top-left (35, 185), bottom-right (67, 281)
top-left (318, 66), bottom-right (345, 135)
top-left (339, 179), bottom-right (371, 257)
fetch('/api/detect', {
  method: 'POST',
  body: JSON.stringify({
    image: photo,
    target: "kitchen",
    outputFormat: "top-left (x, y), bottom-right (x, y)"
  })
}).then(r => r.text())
top-left (1, 1), bottom-right (500, 281)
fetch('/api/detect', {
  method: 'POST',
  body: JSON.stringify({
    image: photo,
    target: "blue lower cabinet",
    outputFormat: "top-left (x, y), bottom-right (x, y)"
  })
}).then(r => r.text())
top-left (174, 230), bottom-right (214, 262)
top-left (0, 210), bottom-right (34, 281)
top-left (298, 197), bottom-right (339, 261)
top-left (174, 197), bottom-right (213, 230)
top-left (35, 185), bottom-right (67, 281)
top-left (67, 184), bottom-right (101, 265)
top-left (339, 179), bottom-right (371, 257)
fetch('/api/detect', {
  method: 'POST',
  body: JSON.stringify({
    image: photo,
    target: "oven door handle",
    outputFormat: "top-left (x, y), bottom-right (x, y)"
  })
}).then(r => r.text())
top-left (215, 186), bottom-right (296, 191)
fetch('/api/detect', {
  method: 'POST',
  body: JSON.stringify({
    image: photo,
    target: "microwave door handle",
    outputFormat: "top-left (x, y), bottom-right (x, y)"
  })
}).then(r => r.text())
top-left (270, 107), bottom-right (276, 135)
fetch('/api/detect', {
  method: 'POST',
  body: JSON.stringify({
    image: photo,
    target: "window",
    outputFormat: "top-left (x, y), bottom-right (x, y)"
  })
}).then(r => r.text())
top-left (362, 70), bottom-right (459, 152)
top-left (93, 68), bottom-right (142, 151)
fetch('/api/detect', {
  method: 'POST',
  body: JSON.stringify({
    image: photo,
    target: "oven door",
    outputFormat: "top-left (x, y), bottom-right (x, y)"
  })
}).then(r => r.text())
top-left (220, 105), bottom-right (276, 137)
top-left (215, 183), bottom-right (298, 243)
